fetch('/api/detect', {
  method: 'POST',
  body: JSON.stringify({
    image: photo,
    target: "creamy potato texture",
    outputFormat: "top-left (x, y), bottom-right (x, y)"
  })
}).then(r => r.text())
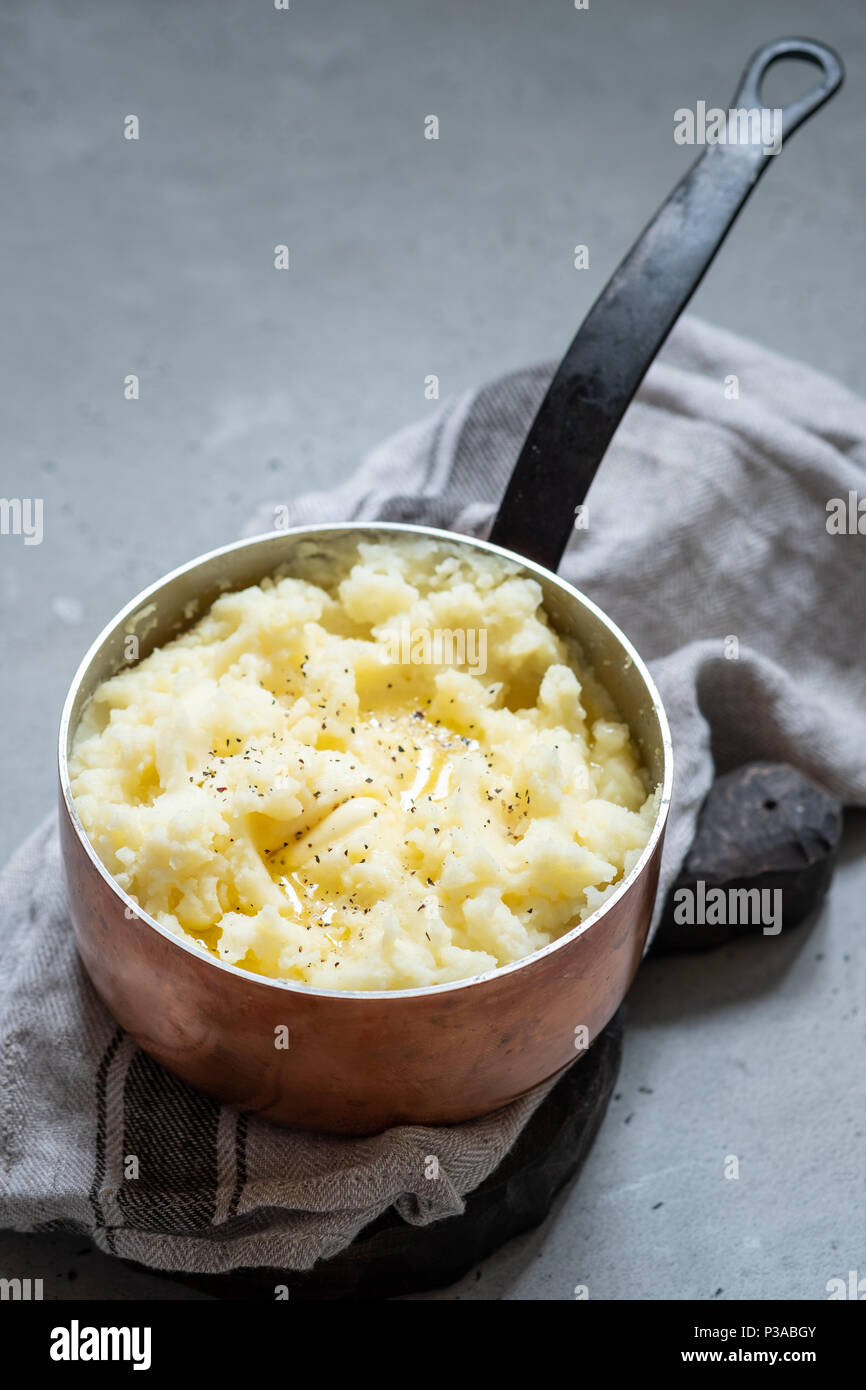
top-left (70, 538), bottom-right (658, 990)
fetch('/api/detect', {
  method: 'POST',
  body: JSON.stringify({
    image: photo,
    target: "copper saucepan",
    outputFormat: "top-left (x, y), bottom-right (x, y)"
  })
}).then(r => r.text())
top-left (58, 40), bottom-right (842, 1133)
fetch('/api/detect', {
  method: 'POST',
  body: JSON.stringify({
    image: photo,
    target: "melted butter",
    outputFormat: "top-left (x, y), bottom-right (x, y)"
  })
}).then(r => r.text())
top-left (278, 872), bottom-right (304, 916)
top-left (260, 706), bottom-right (479, 937)
top-left (402, 743), bottom-right (437, 809)
top-left (276, 870), bottom-right (337, 927)
top-left (387, 712), bottom-right (474, 810)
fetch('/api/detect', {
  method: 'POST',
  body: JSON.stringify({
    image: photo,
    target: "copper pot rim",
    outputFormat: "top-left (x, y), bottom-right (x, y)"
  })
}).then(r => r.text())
top-left (58, 520), bottom-right (673, 1004)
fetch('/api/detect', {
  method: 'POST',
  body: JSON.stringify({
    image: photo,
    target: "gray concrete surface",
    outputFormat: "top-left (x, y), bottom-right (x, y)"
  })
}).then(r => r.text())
top-left (1, 0), bottom-right (864, 1300)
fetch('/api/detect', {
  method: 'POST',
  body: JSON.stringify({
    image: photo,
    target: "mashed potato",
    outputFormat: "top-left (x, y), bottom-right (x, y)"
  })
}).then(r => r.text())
top-left (69, 537), bottom-right (658, 990)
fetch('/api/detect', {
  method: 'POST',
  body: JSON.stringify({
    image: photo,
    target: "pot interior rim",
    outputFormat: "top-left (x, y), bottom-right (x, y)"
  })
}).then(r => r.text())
top-left (58, 520), bottom-right (674, 1003)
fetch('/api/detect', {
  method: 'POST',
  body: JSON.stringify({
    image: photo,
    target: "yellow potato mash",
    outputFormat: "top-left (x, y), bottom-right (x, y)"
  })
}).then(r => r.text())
top-left (70, 537), bottom-right (658, 990)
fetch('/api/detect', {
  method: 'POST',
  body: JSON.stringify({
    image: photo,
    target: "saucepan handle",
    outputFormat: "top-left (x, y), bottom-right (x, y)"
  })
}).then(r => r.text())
top-left (488, 37), bottom-right (844, 572)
